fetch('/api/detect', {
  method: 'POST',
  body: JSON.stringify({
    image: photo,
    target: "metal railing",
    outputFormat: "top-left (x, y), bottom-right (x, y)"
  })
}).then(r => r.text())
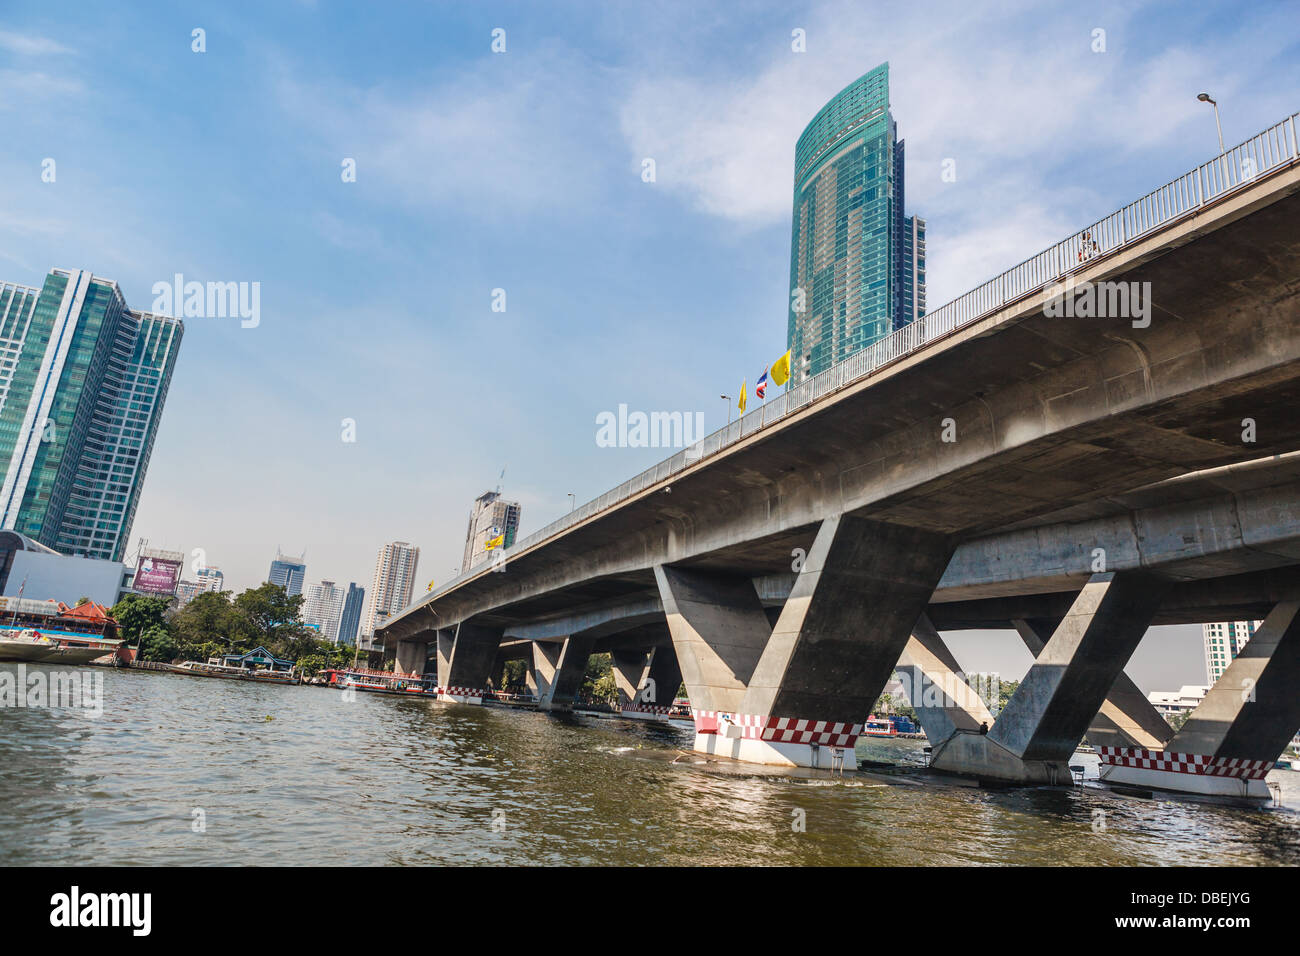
top-left (420, 111), bottom-right (1300, 610)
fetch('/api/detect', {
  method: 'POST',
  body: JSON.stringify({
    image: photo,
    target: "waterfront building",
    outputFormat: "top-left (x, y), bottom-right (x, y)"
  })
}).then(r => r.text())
top-left (1147, 685), bottom-right (1210, 716)
top-left (460, 490), bottom-right (521, 572)
top-left (303, 579), bottom-right (347, 644)
top-left (1203, 620), bottom-right (1261, 685)
top-left (0, 269), bottom-right (183, 561)
top-left (337, 582), bottom-right (364, 647)
top-left (787, 63), bottom-right (926, 385)
top-left (364, 541), bottom-right (420, 637)
top-left (267, 550), bottom-right (306, 597)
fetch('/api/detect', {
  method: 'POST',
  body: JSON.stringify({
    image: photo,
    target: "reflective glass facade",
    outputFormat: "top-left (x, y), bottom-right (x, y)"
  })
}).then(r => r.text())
top-left (0, 269), bottom-right (182, 561)
top-left (788, 63), bottom-right (926, 384)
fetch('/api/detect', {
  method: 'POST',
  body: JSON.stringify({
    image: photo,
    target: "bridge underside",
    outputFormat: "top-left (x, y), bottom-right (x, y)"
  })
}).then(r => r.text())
top-left (379, 159), bottom-right (1300, 787)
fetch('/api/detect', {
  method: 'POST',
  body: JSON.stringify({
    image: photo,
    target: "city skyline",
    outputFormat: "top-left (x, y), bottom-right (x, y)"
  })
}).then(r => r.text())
top-left (3, 2), bottom-right (1297, 690)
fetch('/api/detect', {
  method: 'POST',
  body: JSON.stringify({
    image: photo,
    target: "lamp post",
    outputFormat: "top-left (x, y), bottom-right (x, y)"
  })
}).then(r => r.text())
top-left (1197, 92), bottom-right (1226, 153)
top-left (567, 493), bottom-right (575, 512)
top-left (721, 394), bottom-right (732, 425)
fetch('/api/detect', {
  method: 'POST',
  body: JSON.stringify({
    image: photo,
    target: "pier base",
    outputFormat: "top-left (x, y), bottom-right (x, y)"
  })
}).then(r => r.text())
top-left (1098, 747), bottom-right (1272, 802)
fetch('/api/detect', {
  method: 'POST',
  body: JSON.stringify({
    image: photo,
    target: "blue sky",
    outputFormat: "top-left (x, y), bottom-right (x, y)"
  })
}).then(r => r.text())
top-left (2, 0), bottom-right (1296, 687)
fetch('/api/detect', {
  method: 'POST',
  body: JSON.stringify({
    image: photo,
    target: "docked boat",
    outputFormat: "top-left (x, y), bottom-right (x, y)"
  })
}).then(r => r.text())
top-left (861, 715), bottom-right (898, 737)
top-left (162, 659), bottom-right (301, 684)
top-left (0, 628), bottom-right (124, 665)
top-left (324, 667), bottom-right (436, 696)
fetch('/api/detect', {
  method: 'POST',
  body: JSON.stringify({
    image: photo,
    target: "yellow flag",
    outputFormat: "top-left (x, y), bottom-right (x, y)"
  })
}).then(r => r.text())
top-left (738, 380), bottom-right (747, 415)
top-left (484, 533), bottom-right (504, 550)
top-left (771, 349), bottom-right (792, 387)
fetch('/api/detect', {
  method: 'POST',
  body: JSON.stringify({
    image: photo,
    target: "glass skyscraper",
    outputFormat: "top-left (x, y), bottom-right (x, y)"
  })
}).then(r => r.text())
top-left (268, 551), bottom-right (307, 596)
top-left (0, 269), bottom-right (182, 561)
top-left (788, 63), bottom-right (926, 385)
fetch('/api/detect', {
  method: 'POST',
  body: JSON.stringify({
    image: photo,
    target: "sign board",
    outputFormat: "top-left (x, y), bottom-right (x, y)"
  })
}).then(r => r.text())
top-left (132, 556), bottom-right (183, 596)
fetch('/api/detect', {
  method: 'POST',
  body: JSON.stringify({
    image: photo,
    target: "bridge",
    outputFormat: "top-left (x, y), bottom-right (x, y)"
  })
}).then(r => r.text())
top-left (380, 112), bottom-right (1300, 800)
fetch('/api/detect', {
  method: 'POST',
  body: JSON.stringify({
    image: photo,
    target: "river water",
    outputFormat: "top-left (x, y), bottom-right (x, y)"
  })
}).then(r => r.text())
top-left (3, 664), bottom-right (1299, 866)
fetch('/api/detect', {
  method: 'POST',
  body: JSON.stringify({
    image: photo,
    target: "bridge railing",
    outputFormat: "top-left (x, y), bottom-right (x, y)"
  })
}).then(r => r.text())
top-left (418, 111), bottom-right (1300, 611)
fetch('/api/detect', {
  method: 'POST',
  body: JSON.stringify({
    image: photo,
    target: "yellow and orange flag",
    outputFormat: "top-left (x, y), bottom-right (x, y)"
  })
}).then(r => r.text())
top-left (738, 380), bottom-right (747, 415)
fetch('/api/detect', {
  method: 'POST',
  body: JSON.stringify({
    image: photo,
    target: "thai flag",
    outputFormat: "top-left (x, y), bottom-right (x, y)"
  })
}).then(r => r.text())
top-left (756, 368), bottom-right (769, 400)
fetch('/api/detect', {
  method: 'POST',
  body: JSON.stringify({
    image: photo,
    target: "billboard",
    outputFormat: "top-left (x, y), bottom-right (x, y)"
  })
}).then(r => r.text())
top-left (133, 555), bottom-right (183, 596)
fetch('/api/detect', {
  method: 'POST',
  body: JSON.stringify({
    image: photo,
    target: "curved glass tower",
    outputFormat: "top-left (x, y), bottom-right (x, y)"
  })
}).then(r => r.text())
top-left (788, 63), bottom-right (925, 385)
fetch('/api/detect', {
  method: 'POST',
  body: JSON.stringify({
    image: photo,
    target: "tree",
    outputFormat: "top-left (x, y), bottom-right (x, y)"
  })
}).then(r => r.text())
top-left (171, 591), bottom-right (247, 650)
top-left (231, 583), bottom-right (310, 653)
top-left (111, 594), bottom-right (172, 646)
top-left (138, 625), bottom-right (180, 663)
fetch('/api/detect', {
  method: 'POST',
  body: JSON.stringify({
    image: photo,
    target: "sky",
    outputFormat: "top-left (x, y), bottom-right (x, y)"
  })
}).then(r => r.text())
top-left (2, 0), bottom-right (1296, 690)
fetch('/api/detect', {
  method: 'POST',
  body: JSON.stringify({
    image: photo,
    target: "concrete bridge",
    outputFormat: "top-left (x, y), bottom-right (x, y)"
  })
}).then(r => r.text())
top-left (380, 113), bottom-right (1300, 799)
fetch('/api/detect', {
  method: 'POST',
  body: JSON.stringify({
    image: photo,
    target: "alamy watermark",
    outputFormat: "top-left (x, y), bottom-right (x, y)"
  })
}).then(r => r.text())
top-left (596, 404), bottom-right (705, 449)
top-left (1042, 277), bottom-right (1151, 328)
top-left (1, 664), bottom-right (103, 717)
top-left (151, 273), bottom-right (260, 328)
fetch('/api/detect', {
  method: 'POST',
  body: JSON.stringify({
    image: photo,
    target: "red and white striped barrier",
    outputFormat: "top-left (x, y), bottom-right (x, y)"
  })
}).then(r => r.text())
top-left (1098, 746), bottom-right (1272, 781)
top-left (693, 710), bottom-right (862, 748)
top-left (435, 686), bottom-right (487, 703)
top-left (1098, 746), bottom-right (1273, 801)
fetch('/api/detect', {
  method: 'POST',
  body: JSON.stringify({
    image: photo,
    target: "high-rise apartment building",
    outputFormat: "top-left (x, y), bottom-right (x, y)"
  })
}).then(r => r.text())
top-left (303, 579), bottom-right (347, 644)
top-left (1203, 620), bottom-right (1261, 685)
top-left (196, 566), bottom-right (224, 592)
top-left (460, 490), bottom-right (521, 572)
top-left (364, 541), bottom-right (420, 637)
top-left (268, 550), bottom-right (306, 596)
top-left (0, 269), bottom-right (183, 561)
top-left (336, 582), bottom-right (364, 647)
top-left (787, 63), bottom-right (926, 385)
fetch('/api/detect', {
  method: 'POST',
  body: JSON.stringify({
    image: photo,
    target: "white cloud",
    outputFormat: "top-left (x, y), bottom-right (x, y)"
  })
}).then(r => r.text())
top-left (0, 30), bottom-right (73, 56)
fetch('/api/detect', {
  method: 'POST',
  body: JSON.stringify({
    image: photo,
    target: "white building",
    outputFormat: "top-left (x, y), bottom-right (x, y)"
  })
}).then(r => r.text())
top-left (363, 542), bottom-right (420, 639)
top-left (1147, 685), bottom-right (1209, 716)
top-left (1202, 620), bottom-right (1261, 685)
top-left (303, 580), bottom-right (347, 644)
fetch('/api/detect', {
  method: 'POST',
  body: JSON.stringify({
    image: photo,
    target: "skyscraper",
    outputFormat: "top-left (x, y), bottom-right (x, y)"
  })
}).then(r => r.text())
top-left (1202, 620), bottom-right (1261, 685)
top-left (363, 541), bottom-right (420, 637)
top-left (461, 490), bottom-right (521, 572)
top-left (268, 550), bottom-right (306, 596)
top-left (787, 63), bottom-right (926, 385)
top-left (196, 566), bottom-right (224, 593)
top-left (337, 582), bottom-right (364, 647)
top-left (0, 269), bottom-right (183, 560)
top-left (303, 580), bottom-right (346, 644)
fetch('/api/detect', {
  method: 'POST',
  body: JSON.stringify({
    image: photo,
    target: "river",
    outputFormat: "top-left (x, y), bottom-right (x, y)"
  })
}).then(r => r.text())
top-left (3, 664), bottom-right (1299, 865)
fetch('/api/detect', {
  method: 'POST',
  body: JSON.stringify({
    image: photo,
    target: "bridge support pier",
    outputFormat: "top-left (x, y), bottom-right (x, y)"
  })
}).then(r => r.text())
top-left (1100, 599), bottom-right (1300, 802)
top-left (1013, 618), bottom-right (1173, 751)
top-left (657, 515), bottom-right (954, 768)
top-left (393, 632), bottom-right (433, 677)
top-left (527, 640), bottom-right (562, 702)
top-left (436, 623), bottom-right (501, 703)
top-left (612, 645), bottom-right (682, 719)
top-left (537, 634), bottom-right (597, 712)
top-left (930, 571), bottom-right (1167, 785)
top-left (895, 614), bottom-right (996, 744)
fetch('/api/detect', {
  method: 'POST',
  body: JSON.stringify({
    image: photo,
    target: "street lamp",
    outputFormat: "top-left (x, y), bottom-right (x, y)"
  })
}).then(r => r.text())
top-left (721, 394), bottom-right (732, 425)
top-left (1197, 92), bottom-right (1226, 153)
top-left (567, 493), bottom-right (575, 512)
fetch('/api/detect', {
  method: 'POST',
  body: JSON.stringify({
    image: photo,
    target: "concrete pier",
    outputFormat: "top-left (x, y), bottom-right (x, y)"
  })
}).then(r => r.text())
top-left (931, 572), bottom-right (1167, 784)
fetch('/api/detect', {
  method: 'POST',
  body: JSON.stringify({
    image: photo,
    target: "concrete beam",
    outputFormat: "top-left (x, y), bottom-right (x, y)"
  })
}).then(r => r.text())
top-left (612, 644), bottom-right (683, 719)
top-left (1013, 618), bottom-right (1173, 751)
top-left (537, 634), bottom-right (598, 712)
top-left (527, 640), bottom-right (562, 701)
top-left (932, 572), bottom-right (1168, 784)
top-left (394, 630), bottom-right (434, 676)
top-left (439, 623), bottom-right (502, 703)
top-left (895, 614), bottom-right (996, 745)
top-left (653, 565), bottom-right (768, 715)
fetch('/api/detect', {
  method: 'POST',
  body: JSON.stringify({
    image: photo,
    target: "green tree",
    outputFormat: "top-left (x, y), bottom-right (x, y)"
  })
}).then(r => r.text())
top-left (138, 625), bottom-right (180, 663)
top-left (111, 594), bottom-right (173, 646)
top-left (231, 583), bottom-right (310, 653)
top-left (170, 591), bottom-right (247, 651)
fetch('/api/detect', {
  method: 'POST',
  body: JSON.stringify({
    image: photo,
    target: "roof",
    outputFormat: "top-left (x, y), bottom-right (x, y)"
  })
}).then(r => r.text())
top-left (57, 601), bottom-right (117, 625)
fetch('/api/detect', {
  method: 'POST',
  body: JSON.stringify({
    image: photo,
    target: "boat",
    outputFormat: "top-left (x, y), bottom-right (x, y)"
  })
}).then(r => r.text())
top-left (0, 628), bottom-right (124, 665)
top-left (861, 715), bottom-right (898, 737)
top-left (1274, 757), bottom-right (1300, 771)
top-left (161, 659), bottom-right (301, 684)
top-left (323, 667), bottom-right (436, 696)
